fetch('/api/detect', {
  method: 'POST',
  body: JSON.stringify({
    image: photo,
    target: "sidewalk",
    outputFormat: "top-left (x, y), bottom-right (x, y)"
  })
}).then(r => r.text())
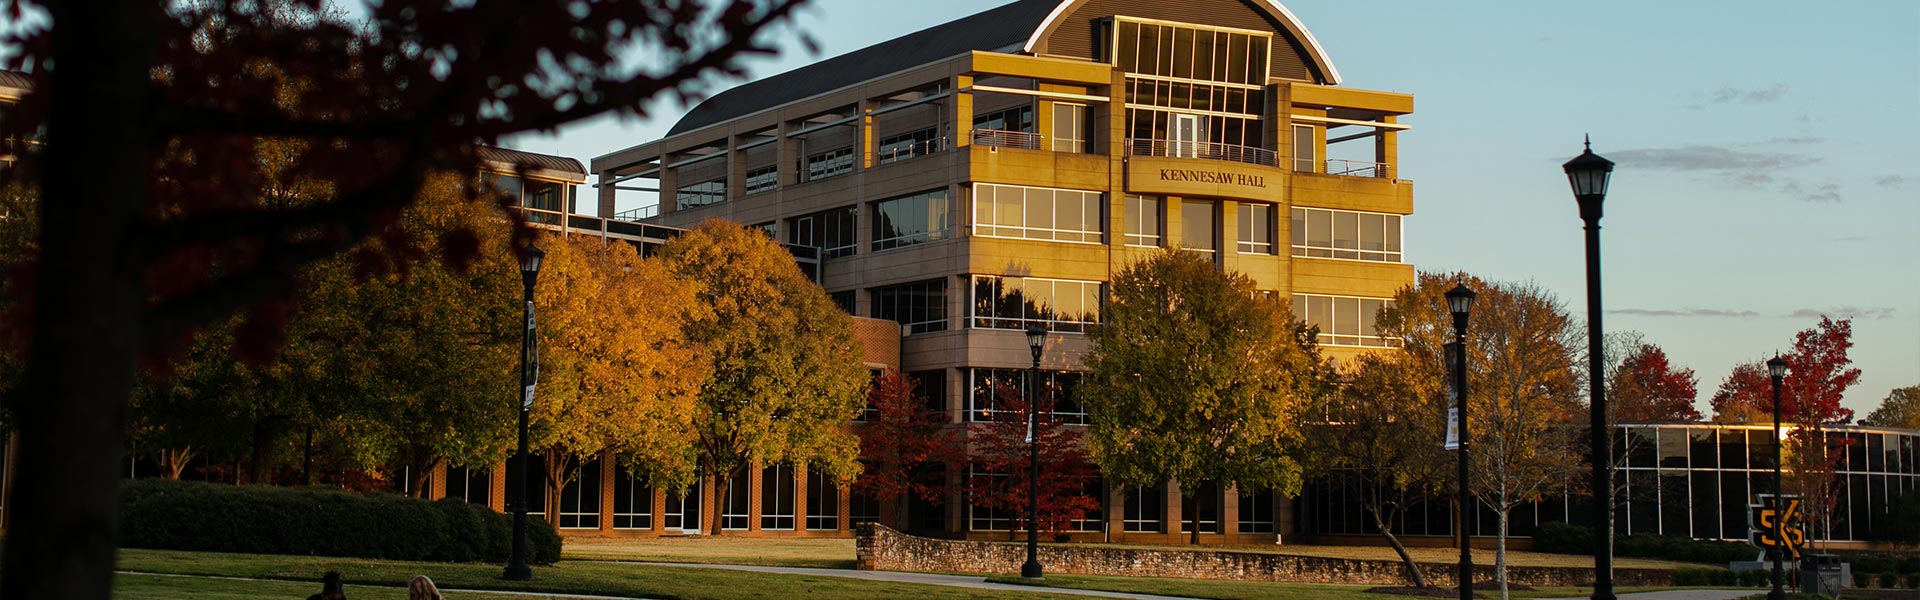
top-left (618, 562), bottom-right (1203, 600)
top-left (1535, 590), bottom-right (1757, 600)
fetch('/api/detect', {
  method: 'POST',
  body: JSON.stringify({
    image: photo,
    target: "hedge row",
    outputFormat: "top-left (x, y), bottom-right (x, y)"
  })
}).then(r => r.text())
top-left (1842, 553), bottom-right (1920, 575)
top-left (121, 478), bottom-right (561, 564)
top-left (1534, 521), bottom-right (1754, 564)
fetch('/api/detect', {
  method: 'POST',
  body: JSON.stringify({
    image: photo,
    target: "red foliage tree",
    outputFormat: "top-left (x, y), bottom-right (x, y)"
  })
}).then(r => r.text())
top-left (968, 381), bottom-right (1100, 539)
top-left (1709, 317), bottom-right (1861, 425)
top-left (0, 2), bottom-right (809, 596)
top-left (855, 371), bottom-right (961, 521)
top-left (1609, 343), bottom-right (1701, 422)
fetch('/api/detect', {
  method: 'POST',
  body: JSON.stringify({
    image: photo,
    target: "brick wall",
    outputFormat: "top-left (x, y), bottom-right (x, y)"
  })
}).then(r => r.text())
top-left (856, 524), bottom-right (1671, 587)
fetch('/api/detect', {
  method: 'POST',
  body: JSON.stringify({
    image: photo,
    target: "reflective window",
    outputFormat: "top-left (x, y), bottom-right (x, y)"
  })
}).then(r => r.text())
top-left (1238, 203), bottom-right (1273, 254)
top-left (788, 206), bottom-right (857, 259)
top-left (1051, 103), bottom-right (1087, 152)
top-left (966, 368), bottom-right (1086, 425)
top-left (973, 183), bottom-right (1102, 243)
top-left (610, 468), bottom-right (652, 530)
top-left (721, 472), bottom-right (749, 530)
top-left (1291, 207), bottom-right (1402, 263)
top-left (973, 106), bottom-right (1033, 133)
top-left (970, 275), bottom-right (1101, 333)
top-left (872, 189), bottom-right (951, 251)
top-left (558, 456), bottom-right (602, 529)
top-left (805, 147), bottom-right (853, 182)
top-left (1123, 484), bottom-right (1165, 533)
top-left (1291, 294), bottom-right (1398, 348)
top-left (744, 165), bottom-right (778, 194)
top-left (675, 179), bottom-right (725, 211)
top-left (761, 464), bottom-right (795, 530)
top-left (878, 127), bottom-right (942, 164)
top-left (966, 464), bottom-right (1015, 532)
top-left (1124, 195), bottom-right (1161, 247)
top-left (805, 469), bottom-right (841, 530)
top-left (1293, 124), bottom-right (1317, 173)
top-left (1181, 199), bottom-right (1215, 252)
top-left (1110, 20), bottom-right (1271, 84)
top-left (872, 279), bottom-right (947, 334)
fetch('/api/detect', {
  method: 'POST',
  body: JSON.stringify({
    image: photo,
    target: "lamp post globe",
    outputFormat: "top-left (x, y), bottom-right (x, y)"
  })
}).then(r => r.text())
top-left (1444, 283), bottom-right (1473, 600)
top-left (1564, 138), bottom-right (1616, 600)
top-left (1766, 354), bottom-right (1789, 600)
top-left (505, 246), bottom-right (543, 581)
top-left (1021, 325), bottom-right (1047, 579)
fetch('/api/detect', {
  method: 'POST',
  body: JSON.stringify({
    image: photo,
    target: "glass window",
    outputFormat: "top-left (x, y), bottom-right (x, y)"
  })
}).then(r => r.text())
top-left (1237, 203), bottom-right (1273, 254)
top-left (1293, 293), bottom-right (1398, 348)
top-left (1125, 195), bottom-right (1161, 247)
top-left (972, 183), bottom-right (1102, 243)
top-left (744, 165), bottom-right (778, 194)
top-left (1051, 103), bottom-right (1087, 152)
top-left (610, 468), bottom-right (652, 530)
top-left (878, 127), bottom-right (941, 164)
top-left (973, 106), bottom-right (1034, 133)
top-left (873, 189), bottom-right (951, 251)
top-left (1123, 484), bottom-right (1165, 533)
top-left (721, 472), bottom-right (749, 530)
top-left (966, 368), bottom-right (1087, 425)
top-left (1181, 199), bottom-right (1215, 252)
top-left (805, 147), bottom-right (853, 182)
top-left (1290, 207), bottom-right (1402, 263)
top-left (872, 279), bottom-right (947, 334)
top-left (805, 469), bottom-right (840, 530)
top-left (1293, 124), bottom-right (1317, 173)
top-left (970, 275), bottom-right (1101, 333)
top-left (761, 464), bottom-right (795, 530)
top-left (967, 464), bottom-right (1015, 532)
top-left (674, 179), bottom-right (725, 211)
top-left (788, 206), bottom-right (857, 259)
top-left (1239, 487), bottom-right (1275, 533)
top-left (558, 456), bottom-right (602, 529)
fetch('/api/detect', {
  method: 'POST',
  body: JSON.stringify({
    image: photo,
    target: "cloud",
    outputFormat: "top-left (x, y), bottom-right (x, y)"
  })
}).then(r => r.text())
top-left (1702, 84), bottom-right (1790, 105)
top-left (1790, 307), bottom-right (1897, 320)
top-left (1779, 181), bottom-right (1841, 203)
top-left (1875, 175), bottom-right (1907, 188)
top-left (1607, 145), bottom-right (1819, 172)
top-left (1610, 308), bottom-right (1760, 318)
top-left (1759, 136), bottom-right (1824, 145)
top-left (1831, 235), bottom-right (1869, 243)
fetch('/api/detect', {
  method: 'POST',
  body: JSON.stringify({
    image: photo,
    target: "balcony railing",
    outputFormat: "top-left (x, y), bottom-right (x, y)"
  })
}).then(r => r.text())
top-left (877, 136), bottom-right (948, 164)
top-left (612, 205), bottom-right (658, 222)
top-left (1127, 138), bottom-right (1277, 167)
top-left (1323, 159), bottom-right (1391, 179)
top-left (972, 129), bottom-right (1042, 150)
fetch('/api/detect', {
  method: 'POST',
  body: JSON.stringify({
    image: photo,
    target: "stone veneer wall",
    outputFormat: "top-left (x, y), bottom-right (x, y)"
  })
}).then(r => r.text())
top-left (855, 524), bottom-right (1672, 587)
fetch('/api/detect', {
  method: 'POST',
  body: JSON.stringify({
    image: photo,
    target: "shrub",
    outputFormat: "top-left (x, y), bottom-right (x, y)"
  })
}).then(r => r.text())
top-left (120, 479), bottom-right (560, 564)
top-left (1881, 572), bottom-right (1902, 588)
top-left (1671, 567), bottom-right (1730, 586)
top-left (1907, 573), bottom-right (1919, 589)
top-left (1534, 521), bottom-right (1591, 555)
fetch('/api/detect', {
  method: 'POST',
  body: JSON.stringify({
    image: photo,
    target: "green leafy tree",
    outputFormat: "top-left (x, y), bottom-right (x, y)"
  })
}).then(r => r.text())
top-left (1080, 248), bottom-right (1321, 544)
top-left (528, 232), bottom-right (707, 518)
top-left (1377, 273), bottom-right (1584, 599)
top-left (1304, 351), bottom-right (1449, 588)
top-left (1862, 386), bottom-right (1920, 429)
top-left (654, 220), bottom-right (868, 534)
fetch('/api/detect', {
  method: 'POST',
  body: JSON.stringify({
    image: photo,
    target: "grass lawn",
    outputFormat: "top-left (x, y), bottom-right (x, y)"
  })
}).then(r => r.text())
top-left (562, 536), bottom-right (856, 568)
top-left (115, 572), bottom-right (584, 600)
top-left (1070, 542), bottom-right (1693, 570)
top-left (114, 548), bottom-right (1087, 600)
top-left (983, 573), bottom-right (1742, 600)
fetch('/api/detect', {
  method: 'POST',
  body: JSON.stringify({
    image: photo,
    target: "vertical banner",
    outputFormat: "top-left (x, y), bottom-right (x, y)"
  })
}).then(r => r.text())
top-left (1443, 340), bottom-right (1461, 450)
top-left (522, 300), bottom-right (539, 409)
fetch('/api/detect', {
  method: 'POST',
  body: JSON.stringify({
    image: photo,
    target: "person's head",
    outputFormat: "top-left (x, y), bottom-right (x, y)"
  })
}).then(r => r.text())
top-left (407, 575), bottom-right (442, 600)
top-left (320, 571), bottom-right (345, 598)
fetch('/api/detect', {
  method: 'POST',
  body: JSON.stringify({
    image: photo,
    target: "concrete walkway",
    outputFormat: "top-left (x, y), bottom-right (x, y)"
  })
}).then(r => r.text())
top-left (619, 561), bottom-right (1202, 599)
top-left (1535, 590), bottom-right (1758, 600)
top-left (118, 571), bottom-right (640, 599)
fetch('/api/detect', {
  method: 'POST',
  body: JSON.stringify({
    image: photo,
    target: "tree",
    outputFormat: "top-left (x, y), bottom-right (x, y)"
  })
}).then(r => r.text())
top-left (1710, 317), bottom-right (1861, 425)
top-left (0, 1), bottom-right (810, 594)
top-left (1376, 273), bottom-right (1584, 600)
top-left (855, 371), bottom-right (960, 529)
top-left (1863, 386), bottom-right (1920, 429)
top-left (1609, 342), bottom-right (1700, 423)
top-left (1080, 248), bottom-right (1320, 545)
top-left (1304, 351), bottom-right (1450, 588)
top-left (654, 220), bottom-right (868, 535)
top-left (527, 232), bottom-right (705, 518)
top-left (968, 381), bottom-right (1100, 539)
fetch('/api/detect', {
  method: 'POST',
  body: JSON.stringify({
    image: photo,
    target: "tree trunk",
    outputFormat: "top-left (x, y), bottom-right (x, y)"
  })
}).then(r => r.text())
top-left (1187, 494), bottom-right (1200, 545)
top-left (709, 465), bottom-right (737, 536)
top-left (162, 446), bottom-right (194, 480)
top-left (0, 3), bottom-right (159, 598)
top-left (407, 454), bottom-right (440, 499)
top-left (1496, 501), bottom-right (1510, 600)
top-left (247, 419), bottom-right (279, 485)
top-left (1370, 504), bottom-right (1429, 588)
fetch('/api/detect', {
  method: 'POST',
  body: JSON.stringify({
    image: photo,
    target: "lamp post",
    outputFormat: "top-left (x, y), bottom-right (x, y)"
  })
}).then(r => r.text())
top-left (504, 246), bottom-right (544, 581)
top-left (1021, 325), bottom-right (1047, 579)
top-left (1564, 137), bottom-right (1616, 600)
top-left (1445, 284), bottom-right (1475, 600)
top-left (1767, 354), bottom-right (1789, 600)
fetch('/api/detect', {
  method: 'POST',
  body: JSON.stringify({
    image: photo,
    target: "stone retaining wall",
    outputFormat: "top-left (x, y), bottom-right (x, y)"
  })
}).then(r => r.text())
top-left (855, 524), bottom-right (1672, 587)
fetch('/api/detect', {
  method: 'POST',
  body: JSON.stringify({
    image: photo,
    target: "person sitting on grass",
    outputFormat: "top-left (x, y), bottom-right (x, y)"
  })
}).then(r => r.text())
top-left (408, 575), bottom-right (444, 600)
top-left (306, 571), bottom-right (346, 600)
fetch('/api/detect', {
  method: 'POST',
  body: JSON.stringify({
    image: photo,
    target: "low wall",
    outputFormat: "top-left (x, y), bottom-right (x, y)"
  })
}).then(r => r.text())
top-left (855, 524), bottom-right (1672, 587)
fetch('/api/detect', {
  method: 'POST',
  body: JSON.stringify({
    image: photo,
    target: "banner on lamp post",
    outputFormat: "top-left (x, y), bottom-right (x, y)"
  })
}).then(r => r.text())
top-left (1442, 341), bottom-right (1461, 450)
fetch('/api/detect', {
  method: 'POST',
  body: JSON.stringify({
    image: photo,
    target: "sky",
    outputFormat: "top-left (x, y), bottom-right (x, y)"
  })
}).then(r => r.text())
top-left (507, 0), bottom-right (1920, 419)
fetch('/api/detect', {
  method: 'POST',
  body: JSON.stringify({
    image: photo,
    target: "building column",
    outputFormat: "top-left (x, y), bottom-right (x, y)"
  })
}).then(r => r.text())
top-left (598, 449), bottom-right (617, 536)
top-left (1105, 481), bottom-right (1125, 542)
top-left (952, 75), bottom-right (973, 149)
top-left (489, 460), bottom-right (508, 513)
top-left (427, 461), bottom-right (449, 501)
top-left (656, 149), bottom-right (679, 217)
top-left (946, 462), bottom-right (965, 536)
top-left (859, 98), bottom-right (877, 170)
top-left (792, 462), bottom-right (810, 534)
top-left (1221, 483), bottom-right (1241, 540)
top-left (726, 134), bottom-right (747, 206)
top-left (597, 169), bottom-right (619, 218)
top-left (1165, 479), bottom-right (1184, 543)
top-left (747, 461), bottom-right (763, 533)
top-left (1376, 115), bottom-right (1398, 179)
top-left (651, 485), bottom-right (668, 536)
top-left (837, 483), bottom-right (853, 536)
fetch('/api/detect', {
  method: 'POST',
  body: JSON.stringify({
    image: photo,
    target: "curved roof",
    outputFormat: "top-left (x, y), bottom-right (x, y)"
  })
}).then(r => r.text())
top-left (667, 0), bottom-right (1342, 138)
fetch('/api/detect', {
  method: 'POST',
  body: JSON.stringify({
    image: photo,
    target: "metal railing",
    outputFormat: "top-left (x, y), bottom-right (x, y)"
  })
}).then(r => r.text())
top-left (972, 129), bottom-right (1043, 150)
top-left (611, 205), bottom-right (658, 222)
top-left (1323, 159), bottom-right (1391, 179)
top-left (1126, 138), bottom-right (1277, 167)
top-left (876, 136), bottom-right (948, 164)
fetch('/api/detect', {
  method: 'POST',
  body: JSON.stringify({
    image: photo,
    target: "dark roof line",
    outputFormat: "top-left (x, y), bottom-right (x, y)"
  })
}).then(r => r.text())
top-left (478, 145), bottom-right (587, 180)
top-left (666, 0), bottom-right (1061, 137)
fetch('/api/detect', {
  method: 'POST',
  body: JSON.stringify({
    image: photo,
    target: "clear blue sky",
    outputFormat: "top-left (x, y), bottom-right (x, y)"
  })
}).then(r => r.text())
top-left (508, 0), bottom-right (1920, 419)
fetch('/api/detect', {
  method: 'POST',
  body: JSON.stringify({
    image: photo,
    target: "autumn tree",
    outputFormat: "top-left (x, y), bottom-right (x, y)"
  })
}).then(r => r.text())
top-left (0, 0), bottom-right (811, 594)
top-left (527, 232), bottom-right (705, 519)
top-left (1610, 342), bottom-right (1701, 423)
top-left (1710, 317), bottom-right (1861, 425)
top-left (1081, 248), bottom-right (1321, 545)
top-left (1863, 386), bottom-right (1920, 429)
top-left (1303, 352), bottom-right (1450, 588)
top-left (856, 371), bottom-right (960, 529)
top-left (654, 220), bottom-right (868, 535)
top-left (1377, 273), bottom-right (1584, 599)
top-left (968, 381), bottom-right (1100, 539)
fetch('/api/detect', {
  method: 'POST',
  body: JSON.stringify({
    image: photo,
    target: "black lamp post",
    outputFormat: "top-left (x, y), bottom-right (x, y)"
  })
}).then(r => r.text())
top-left (1445, 283), bottom-right (1475, 600)
top-left (504, 246), bottom-right (544, 581)
top-left (1564, 137), bottom-right (1616, 600)
top-left (1767, 354), bottom-right (1789, 600)
top-left (1021, 325), bottom-right (1047, 579)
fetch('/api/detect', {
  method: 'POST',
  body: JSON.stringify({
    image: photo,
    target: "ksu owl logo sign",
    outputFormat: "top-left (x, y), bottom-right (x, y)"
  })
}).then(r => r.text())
top-left (1748, 494), bottom-right (1805, 559)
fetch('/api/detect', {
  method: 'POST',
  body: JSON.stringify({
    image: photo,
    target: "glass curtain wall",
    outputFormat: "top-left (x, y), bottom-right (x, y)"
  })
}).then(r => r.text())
top-left (1106, 19), bottom-right (1272, 159)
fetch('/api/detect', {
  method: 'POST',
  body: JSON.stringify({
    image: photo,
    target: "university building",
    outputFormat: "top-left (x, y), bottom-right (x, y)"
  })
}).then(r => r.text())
top-left (576, 0), bottom-right (1415, 544)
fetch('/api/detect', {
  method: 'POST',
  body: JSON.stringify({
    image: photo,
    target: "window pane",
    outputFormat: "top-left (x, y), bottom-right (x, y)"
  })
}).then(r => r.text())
top-left (1182, 200), bottom-right (1214, 250)
top-left (1333, 211), bottom-right (1358, 251)
top-left (1306, 209), bottom-right (1330, 247)
top-left (1360, 213), bottom-right (1384, 251)
top-left (1290, 208), bottom-right (1306, 248)
top-left (1056, 191), bottom-right (1082, 234)
top-left (1385, 215), bottom-right (1402, 254)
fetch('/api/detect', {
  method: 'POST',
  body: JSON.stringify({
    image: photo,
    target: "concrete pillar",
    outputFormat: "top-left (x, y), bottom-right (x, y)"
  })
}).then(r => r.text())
top-left (1222, 483), bottom-right (1241, 539)
top-left (597, 169), bottom-right (618, 218)
top-left (598, 450), bottom-right (616, 535)
top-left (793, 463), bottom-right (810, 532)
top-left (952, 75), bottom-right (974, 148)
top-left (1164, 480), bottom-right (1184, 543)
top-left (1377, 115), bottom-right (1398, 179)
top-left (727, 133), bottom-right (747, 204)
top-left (656, 149), bottom-right (679, 217)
